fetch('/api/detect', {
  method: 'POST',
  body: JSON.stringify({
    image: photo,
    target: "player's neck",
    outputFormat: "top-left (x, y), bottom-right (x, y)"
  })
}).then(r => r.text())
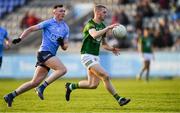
top-left (93, 17), bottom-right (101, 24)
top-left (54, 17), bottom-right (63, 22)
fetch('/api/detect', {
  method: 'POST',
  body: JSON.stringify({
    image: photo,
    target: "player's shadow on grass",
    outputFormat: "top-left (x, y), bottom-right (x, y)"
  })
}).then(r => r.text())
top-left (97, 107), bottom-right (132, 110)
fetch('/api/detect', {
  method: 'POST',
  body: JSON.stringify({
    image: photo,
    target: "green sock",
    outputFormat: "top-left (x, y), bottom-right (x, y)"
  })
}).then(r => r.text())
top-left (113, 93), bottom-right (121, 101)
top-left (69, 83), bottom-right (79, 90)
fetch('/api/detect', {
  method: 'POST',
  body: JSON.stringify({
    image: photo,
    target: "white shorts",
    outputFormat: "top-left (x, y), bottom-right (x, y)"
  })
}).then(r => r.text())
top-left (142, 53), bottom-right (153, 61)
top-left (81, 54), bottom-right (100, 69)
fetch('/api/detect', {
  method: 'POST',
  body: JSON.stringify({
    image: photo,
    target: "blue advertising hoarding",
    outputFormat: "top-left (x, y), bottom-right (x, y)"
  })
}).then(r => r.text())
top-left (0, 52), bottom-right (180, 78)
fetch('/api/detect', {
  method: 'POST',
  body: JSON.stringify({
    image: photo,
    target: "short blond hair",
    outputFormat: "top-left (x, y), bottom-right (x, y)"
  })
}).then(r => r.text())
top-left (94, 5), bottom-right (107, 12)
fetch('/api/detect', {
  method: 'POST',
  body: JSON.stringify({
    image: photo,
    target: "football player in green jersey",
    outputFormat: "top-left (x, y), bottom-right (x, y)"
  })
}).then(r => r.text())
top-left (137, 28), bottom-right (155, 82)
top-left (65, 5), bottom-right (130, 106)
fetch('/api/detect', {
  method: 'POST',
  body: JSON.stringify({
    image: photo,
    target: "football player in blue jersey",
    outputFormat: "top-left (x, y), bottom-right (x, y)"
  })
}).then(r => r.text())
top-left (0, 26), bottom-right (11, 69)
top-left (4, 5), bottom-right (70, 107)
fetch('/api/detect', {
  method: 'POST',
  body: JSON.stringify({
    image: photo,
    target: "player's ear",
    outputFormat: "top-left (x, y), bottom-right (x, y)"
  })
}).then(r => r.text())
top-left (53, 9), bottom-right (56, 14)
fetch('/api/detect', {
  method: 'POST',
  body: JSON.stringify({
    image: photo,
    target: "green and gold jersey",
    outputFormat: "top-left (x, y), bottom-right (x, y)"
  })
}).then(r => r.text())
top-left (138, 36), bottom-right (153, 53)
top-left (80, 19), bottom-right (106, 56)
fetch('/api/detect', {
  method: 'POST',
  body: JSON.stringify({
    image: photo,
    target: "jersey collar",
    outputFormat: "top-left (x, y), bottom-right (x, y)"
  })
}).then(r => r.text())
top-left (53, 17), bottom-right (64, 23)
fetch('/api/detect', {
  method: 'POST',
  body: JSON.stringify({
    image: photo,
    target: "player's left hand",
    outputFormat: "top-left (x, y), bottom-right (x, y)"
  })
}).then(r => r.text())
top-left (57, 37), bottom-right (64, 46)
top-left (12, 38), bottom-right (21, 44)
top-left (112, 47), bottom-right (120, 56)
top-left (4, 44), bottom-right (11, 49)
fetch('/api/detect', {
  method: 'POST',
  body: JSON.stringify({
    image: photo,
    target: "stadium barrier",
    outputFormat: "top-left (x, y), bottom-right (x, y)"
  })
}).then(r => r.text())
top-left (0, 51), bottom-right (180, 78)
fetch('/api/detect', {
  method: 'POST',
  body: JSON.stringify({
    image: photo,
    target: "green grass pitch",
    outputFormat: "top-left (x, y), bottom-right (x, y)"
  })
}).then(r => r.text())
top-left (0, 78), bottom-right (180, 113)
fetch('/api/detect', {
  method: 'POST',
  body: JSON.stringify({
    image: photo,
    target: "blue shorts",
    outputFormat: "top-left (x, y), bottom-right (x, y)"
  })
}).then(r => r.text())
top-left (0, 57), bottom-right (2, 68)
top-left (35, 51), bottom-right (54, 71)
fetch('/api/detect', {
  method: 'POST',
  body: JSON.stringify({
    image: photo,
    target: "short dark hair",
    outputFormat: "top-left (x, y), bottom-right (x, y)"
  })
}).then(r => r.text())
top-left (53, 4), bottom-right (63, 9)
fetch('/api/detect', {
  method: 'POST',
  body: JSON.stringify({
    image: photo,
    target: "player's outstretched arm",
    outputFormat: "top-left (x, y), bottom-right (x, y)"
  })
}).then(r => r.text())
top-left (89, 23), bottom-right (119, 39)
top-left (12, 25), bottom-right (40, 44)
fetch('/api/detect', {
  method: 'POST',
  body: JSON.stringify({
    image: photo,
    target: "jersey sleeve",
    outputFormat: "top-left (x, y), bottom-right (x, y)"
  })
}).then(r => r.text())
top-left (4, 29), bottom-right (8, 39)
top-left (86, 23), bottom-right (95, 31)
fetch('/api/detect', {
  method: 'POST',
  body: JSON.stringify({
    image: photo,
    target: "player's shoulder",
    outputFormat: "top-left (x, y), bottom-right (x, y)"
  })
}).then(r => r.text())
top-left (0, 27), bottom-right (7, 33)
top-left (88, 19), bottom-right (95, 25)
top-left (85, 19), bottom-right (95, 27)
top-left (0, 27), bottom-right (6, 31)
top-left (40, 18), bottom-right (55, 27)
top-left (38, 18), bottom-right (52, 25)
top-left (44, 18), bottom-right (54, 23)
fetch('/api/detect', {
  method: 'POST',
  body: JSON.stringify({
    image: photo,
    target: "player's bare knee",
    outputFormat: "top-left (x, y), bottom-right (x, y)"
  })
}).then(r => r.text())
top-left (61, 67), bottom-right (67, 75)
top-left (30, 81), bottom-right (40, 88)
top-left (90, 84), bottom-right (99, 89)
top-left (98, 71), bottom-right (106, 77)
top-left (57, 67), bottom-right (67, 76)
top-left (102, 75), bottom-right (110, 81)
top-left (98, 71), bottom-right (109, 81)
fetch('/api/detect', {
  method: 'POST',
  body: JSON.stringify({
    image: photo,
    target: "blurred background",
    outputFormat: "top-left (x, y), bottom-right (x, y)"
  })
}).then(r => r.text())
top-left (0, 0), bottom-right (180, 78)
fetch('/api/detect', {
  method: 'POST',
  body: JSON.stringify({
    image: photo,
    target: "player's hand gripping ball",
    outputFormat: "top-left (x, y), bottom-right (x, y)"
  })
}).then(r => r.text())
top-left (112, 24), bottom-right (127, 39)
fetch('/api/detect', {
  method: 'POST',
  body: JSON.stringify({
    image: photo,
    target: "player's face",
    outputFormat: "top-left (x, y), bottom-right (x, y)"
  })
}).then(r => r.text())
top-left (143, 29), bottom-right (149, 37)
top-left (99, 8), bottom-right (107, 21)
top-left (54, 7), bottom-right (66, 21)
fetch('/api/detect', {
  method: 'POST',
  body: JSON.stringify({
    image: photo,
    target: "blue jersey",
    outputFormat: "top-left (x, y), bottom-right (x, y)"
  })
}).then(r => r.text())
top-left (37, 18), bottom-right (69, 55)
top-left (0, 27), bottom-right (8, 57)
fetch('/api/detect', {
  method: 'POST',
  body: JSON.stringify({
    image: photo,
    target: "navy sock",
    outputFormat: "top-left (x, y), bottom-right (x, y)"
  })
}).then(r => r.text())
top-left (7, 91), bottom-right (17, 100)
top-left (11, 91), bottom-right (18, 98)
top-left (39, 81), bottom-right (49, 91)
top-left (43, 81), bottom-right (49, 87)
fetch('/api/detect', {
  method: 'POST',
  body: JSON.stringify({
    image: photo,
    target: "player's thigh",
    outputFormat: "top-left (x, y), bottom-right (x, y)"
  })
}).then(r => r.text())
top-left (31, 66), bottom-right (48, 82)
top-left (142, 60), bottom-right (146, 67)
top-left (81, 54), bottom-right (100, 69)
top-left (45, 56), bottom-right (66, 70)
top-left (89, 64), bottom-right (108, 79)
top-left (145, 60), bottom-right (150, 68)
top-left (144, 60), bottom-right (149, 68)
top-left (88, 70), bottom-right (100, 85)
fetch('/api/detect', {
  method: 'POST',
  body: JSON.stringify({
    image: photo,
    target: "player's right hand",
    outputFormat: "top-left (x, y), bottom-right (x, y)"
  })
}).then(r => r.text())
top-left (12, 38), bottom-right (21, 44)
top-left (107, 23), bottom-right (119, 29)
top-left (112, 47), bottom-right (120, 56)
